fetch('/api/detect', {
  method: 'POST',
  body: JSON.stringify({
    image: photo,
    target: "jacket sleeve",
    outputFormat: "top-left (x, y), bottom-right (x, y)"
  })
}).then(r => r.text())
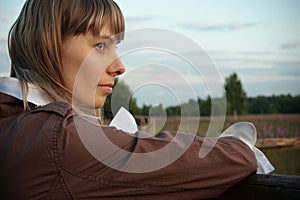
top-left (55, 114), bottom-right (257, 200)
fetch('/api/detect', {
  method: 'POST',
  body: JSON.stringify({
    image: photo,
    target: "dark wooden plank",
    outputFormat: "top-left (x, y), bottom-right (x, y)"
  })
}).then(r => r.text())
top-left (209, 174), bottom-right (300, 200)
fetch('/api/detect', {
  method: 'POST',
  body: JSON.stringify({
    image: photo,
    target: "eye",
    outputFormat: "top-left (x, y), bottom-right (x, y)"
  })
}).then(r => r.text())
top-left (96, 42), bottom-right (106, 51)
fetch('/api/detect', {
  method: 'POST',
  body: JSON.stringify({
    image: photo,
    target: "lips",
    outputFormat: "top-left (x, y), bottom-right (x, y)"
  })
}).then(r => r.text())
top-left (98, 83), bottom-right (113, 94)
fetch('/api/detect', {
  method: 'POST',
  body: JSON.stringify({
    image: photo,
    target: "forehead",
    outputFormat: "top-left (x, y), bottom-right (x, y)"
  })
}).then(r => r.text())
top-left (95, 27), bottom-right (123, 42)
top-left (93, 24), bottom-right (120, 36)
top-left (83, 31), bottom-right (121, 45)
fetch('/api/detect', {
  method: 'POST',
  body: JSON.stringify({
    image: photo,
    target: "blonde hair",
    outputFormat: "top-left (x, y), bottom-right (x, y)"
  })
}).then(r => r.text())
top-left (8, 0), bottom-right (125, 110)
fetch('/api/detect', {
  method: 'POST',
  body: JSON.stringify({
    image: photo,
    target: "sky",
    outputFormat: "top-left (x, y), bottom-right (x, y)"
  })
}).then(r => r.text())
top-left (0, 0), bottom-right (299, 107)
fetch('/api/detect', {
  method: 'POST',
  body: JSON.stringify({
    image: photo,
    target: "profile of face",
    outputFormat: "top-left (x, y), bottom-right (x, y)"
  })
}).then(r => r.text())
top-left (61, 30), bottom-right (125, 109)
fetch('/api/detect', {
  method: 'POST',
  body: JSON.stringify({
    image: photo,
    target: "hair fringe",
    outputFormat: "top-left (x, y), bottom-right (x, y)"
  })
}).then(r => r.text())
top-left (8, 0), bottom-right (125, 116)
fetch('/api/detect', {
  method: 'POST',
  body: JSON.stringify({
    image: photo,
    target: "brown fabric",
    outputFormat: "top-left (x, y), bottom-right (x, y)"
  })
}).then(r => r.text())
top-left (0, 92), bottom-right (257, 199)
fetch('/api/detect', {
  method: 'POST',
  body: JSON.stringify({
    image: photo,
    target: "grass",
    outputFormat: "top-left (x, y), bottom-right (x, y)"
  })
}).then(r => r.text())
top-left (262, 146), bottom-right (300, 175)
top-left (143, 114), bottom-right (300, 139)
top-left (139, 114), bottom-right (300, 175)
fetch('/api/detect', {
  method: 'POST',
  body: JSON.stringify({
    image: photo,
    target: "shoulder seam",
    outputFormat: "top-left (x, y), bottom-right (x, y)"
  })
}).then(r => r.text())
top-left (31, 102), bottom-right (73, 117)
top-left (52, 114), bottom-right (75, 199)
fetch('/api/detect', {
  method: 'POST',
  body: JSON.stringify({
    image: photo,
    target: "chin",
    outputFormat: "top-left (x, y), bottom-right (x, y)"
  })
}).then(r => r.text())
top-left (94, 97), bottom-right (106, 109)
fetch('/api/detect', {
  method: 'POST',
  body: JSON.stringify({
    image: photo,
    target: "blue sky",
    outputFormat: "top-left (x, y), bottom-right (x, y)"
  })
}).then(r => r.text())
top-left (0, 0), bottom-right (299, 107)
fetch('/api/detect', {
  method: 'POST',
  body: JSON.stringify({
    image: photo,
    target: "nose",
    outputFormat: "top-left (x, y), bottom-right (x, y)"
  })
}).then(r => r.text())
top-left (107, 56), bottom-right (125, 77)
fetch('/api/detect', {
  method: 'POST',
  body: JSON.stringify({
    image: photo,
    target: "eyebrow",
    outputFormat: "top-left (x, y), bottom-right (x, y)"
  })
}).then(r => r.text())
top-left (99, 35), bottom-right (111, 39)
top-left (97, 34), bottom-right (122, 44)
top-left (98, 35), bottom-right (121, 44)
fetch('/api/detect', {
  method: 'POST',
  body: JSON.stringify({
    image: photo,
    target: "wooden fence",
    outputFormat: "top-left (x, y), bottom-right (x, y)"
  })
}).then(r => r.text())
top-left (211, 174), bottom-right (300, 200)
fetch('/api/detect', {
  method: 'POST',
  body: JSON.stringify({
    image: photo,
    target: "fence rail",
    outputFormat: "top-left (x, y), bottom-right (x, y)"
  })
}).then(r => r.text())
top-left (211, 174), bottom-right (300, 200)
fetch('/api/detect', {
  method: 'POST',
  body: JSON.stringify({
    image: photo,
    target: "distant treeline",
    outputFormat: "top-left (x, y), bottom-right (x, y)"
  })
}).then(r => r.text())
top-left (139, 94), bottom-right (300, 116)
top-left (103, 77), bottom-right (300, 119)
top-left (246, 94), bottom-right (300, 114)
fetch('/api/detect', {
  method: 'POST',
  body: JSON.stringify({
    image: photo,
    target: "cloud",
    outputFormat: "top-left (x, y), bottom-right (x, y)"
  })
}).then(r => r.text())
top-left (0, 37), bottom-right (7, 44)
top-left (280, 40), bottom-right (300, 50)
top-left (242, 75), bottom-right (300, 83)
top-left (0, 54), bottom-right (10, 75)
top-left (0, 38), bottom-right (10, 75)
top-left (0, 72), bottom-right (9, 76)
top-left (0, 38), bottom-right (8, 54)
top-left (0, 16), bottom-right (12, 23)
top-left (182, 22), bottom-right (257, 31)
top-left (125, 16), bottom-right (155, 23)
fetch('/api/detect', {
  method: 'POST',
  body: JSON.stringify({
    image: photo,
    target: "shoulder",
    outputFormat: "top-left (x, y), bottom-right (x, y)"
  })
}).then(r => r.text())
top-left (29, 101), bottom-right (135, 160)
top-left (30, 101), bottom-right (73, 117)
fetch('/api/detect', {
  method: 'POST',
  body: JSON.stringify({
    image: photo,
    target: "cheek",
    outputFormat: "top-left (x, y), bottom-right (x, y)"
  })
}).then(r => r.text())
top-left (70, 50), bottom-right (109, 107)
top-left (61, 51), bottom-right (86, 91)
top-left (76, 51), bottom-right (107, 87)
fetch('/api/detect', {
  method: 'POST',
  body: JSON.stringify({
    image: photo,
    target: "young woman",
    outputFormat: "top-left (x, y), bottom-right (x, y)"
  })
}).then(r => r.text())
top-left (0, 0), bottom-right (257, 199)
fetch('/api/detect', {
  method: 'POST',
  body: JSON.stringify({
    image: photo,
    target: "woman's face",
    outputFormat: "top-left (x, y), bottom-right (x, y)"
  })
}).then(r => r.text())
top-left (61, 31), bottom-right (125, 109)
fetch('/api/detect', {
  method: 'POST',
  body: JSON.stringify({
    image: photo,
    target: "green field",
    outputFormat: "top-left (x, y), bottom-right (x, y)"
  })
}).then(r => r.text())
top-left (262, 146), bottom-right (300, 175)
top-left (140, 114), bottom-right (300, 175)
top-left (145, 114), bottom-right (300, 139)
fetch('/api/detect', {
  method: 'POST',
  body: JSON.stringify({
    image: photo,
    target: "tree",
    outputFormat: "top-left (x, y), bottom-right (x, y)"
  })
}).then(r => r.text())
top-left (275, 94), bottom-right (300, 113)
top-left (198, 96), bottom-right (211, 116)
top-left (166, 105), bottom-right (181, 116)
top-left (103, 78), bottom-right (139, 119)
top-left (148, 104), bottom-right (164, 116)
top-left (247, 96), bottom-right (271, 114)
top-left (141, 104), bottom-right (152, 116)
top-left (224, 73), bottom-right (246, 117)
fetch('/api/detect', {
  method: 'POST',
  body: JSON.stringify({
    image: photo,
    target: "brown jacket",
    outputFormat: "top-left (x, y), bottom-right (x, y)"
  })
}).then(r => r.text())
top-left (0, 92), bottom-right (257, 200)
